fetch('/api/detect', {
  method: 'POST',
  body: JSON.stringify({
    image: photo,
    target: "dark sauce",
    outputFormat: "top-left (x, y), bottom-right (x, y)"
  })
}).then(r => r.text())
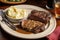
top-left (16, 25), bottom-right (32, 34)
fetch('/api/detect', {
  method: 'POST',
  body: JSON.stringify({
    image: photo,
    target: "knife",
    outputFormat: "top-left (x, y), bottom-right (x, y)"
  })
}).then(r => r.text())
top-left (0, 10), bottom-right (18, 30)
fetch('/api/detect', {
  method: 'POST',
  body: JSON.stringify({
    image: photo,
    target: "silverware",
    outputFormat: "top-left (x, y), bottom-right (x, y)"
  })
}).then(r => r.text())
top-left (0, 10), bottom-right (18, 30)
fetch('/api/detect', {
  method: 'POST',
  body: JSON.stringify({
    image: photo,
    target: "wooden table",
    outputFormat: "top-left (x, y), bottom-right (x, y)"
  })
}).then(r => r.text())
top-left (0, 0), bottom-right (60, 40)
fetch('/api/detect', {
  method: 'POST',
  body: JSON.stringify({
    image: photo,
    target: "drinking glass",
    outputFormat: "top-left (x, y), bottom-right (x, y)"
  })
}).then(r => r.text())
top-left (54, 0), bottom-right (60, 19)
top-left (46, 0), bottom-right (54, 9)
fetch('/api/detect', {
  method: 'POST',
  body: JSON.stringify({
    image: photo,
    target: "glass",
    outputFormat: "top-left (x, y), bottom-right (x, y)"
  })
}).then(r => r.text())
top-left (55, 0), bottom-right (60, 18)
top-left (46, 0), bottom-right (54, 9)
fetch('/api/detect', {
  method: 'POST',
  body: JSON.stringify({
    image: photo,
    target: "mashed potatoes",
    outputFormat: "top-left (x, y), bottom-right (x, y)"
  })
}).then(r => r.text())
top-left (7, 6), bottom-right (28, 19)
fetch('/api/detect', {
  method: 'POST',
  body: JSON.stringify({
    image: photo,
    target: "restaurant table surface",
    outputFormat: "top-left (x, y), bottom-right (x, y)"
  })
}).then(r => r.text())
top-left (0, 0), bottom-right (60, 40)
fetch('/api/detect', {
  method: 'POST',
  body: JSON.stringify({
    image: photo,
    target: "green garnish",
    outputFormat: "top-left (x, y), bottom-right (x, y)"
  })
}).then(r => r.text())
top-left (7, 0), bottom-right (21, 2)
top-left (15, 0), bottom-right (21, 2)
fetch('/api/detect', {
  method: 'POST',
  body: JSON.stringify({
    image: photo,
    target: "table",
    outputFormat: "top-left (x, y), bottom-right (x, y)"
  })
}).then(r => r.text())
top-left (0, 0), bottom-right (60, 40)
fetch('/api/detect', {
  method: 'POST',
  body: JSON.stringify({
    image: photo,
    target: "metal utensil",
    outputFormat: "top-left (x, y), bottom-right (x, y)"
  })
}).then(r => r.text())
top-left (0, 10), bottom-right (18, 30)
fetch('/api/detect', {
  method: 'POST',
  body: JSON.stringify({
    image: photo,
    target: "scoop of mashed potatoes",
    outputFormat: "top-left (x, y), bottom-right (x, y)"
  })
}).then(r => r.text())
top-left (7, 6), bottom-right (28, 19)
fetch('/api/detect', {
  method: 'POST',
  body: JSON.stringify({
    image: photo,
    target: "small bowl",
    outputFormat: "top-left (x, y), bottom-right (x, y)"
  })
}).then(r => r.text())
top-left (5, 11), bottom-right (27, 23)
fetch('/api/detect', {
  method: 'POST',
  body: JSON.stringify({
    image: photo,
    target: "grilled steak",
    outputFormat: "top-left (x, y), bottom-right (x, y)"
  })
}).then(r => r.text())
top-left (20, 10), bottom-right (51, 33)
top-left (28, 10), bottom-right (51, 24)
top-left (21, 20), bottom-right (45, 33)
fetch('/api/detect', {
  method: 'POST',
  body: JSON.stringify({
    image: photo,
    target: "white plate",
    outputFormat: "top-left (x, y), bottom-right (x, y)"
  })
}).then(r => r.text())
top-left (0, 5), bottom-right (56, 39)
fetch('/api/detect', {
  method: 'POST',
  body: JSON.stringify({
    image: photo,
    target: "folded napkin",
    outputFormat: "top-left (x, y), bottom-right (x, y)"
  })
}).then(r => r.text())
top-left (47, 26), bottom-right (60, 40)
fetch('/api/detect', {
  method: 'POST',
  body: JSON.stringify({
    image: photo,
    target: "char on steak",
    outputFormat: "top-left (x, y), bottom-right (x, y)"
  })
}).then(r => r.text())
top-left (28, 10), bottom-right (51, 24)
top-left (21, 20), bottom-right (45, 33)
top-left (21, 10), bottom-right (51, 33)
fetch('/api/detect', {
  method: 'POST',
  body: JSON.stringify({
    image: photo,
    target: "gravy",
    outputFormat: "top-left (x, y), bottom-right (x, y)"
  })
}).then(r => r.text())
top-left (16, 25), bottom-right (32, 34)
